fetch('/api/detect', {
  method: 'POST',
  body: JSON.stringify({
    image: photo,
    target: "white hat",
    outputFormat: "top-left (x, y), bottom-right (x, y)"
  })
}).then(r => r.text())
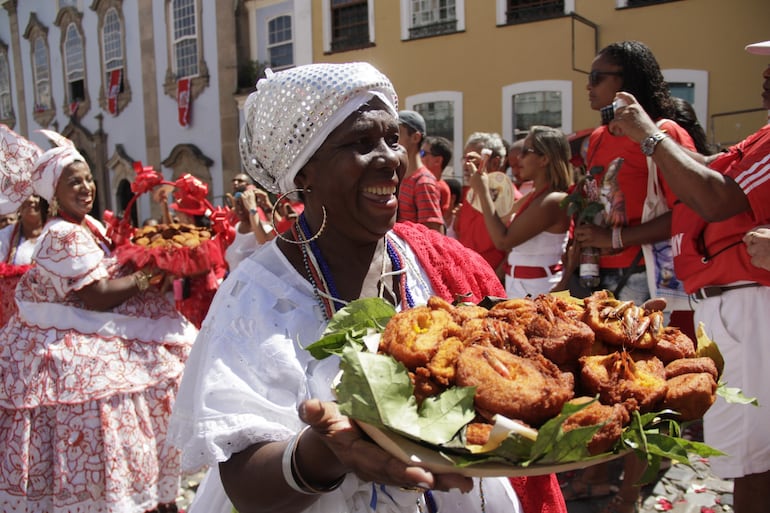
top-left (239, 62), bottom-right (398, 194)
top-left (745, 40), bottom-right (770, 55)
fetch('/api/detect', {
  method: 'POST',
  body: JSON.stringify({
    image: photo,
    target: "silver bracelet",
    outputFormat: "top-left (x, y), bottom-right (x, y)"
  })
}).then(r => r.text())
top-left (281, 427), bottom-right (317, 495)
top-left (281, 426), bottom-right (345, 495)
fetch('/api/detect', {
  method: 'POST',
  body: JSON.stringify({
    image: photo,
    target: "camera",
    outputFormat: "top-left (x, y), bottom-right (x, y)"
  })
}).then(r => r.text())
top-left (600, 99), bottom-right (627, 125)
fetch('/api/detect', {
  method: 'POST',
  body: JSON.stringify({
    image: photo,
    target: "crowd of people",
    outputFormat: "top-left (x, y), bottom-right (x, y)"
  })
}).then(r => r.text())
top-left (0, 37), bottom-right (768, 513)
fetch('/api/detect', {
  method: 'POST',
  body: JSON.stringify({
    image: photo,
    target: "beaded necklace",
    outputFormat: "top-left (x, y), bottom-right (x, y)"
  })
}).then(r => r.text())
top-left (293, 213), bottom-right (414, 321)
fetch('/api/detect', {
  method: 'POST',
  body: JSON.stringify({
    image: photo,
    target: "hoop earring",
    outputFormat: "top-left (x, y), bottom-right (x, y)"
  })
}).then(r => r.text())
top-left (271, 188), bottom-right (327, 245)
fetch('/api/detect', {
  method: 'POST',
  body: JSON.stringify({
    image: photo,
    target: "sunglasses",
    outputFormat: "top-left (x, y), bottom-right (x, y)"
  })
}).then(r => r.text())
top-left (588, 70), bottom-right (623, 86)
top-left (419, 149), bottom-right (438, 158)
top-left (521, 146), bottom-right (540, 156)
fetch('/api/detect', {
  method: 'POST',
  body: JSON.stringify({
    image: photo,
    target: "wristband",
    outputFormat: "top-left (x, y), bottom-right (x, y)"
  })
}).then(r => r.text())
top-left (611, 226), bottom-right (624, 250)
top-left (249, 208), bottom-right (258, 216)
top-left (281, 426), bottom-right (345, 495)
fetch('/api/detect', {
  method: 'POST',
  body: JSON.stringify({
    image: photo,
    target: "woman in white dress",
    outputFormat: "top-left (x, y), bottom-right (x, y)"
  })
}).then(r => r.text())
top-left (169, 63), bottom-right (567, 513)
top-left (0, 135), bottom-right (197, 513)
top-left (0, 194), bottom-right (46, 325)
top-left (469, 126), bottom-right (572, 298)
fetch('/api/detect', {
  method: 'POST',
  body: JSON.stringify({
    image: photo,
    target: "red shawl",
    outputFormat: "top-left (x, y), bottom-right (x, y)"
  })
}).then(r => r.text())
top-left (393, 221), bottom-right (567, 513)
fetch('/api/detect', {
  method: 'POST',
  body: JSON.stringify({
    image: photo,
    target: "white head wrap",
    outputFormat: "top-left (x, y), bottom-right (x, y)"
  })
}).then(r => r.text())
top-left (239, 62), bottom-right (398, 194)
top-left (31, 146), bottom-right (86, 203)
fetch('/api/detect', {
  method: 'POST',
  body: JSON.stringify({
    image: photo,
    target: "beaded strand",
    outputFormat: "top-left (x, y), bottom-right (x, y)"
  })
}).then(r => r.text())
top-left (293, 214), bottom-right (414, 321)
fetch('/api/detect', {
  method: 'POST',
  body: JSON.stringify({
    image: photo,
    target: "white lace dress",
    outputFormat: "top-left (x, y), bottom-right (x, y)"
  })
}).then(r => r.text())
top-left (0, 217), bottom-right (197, 513)
top-left (169, 235), bottom-right (523, 513)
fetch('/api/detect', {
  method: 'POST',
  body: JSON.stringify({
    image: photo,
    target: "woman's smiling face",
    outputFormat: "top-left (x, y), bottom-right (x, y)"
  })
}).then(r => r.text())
top-left (296, 99), bottom-right (406, 243)
top-left (55, 161), bottom-right (95, 221)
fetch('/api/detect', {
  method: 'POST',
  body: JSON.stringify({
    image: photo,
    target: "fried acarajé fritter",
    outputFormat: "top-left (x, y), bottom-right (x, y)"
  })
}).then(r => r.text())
top-left (579, 351), bottom-right (667, 414)
top-left (489, 295), bottom-right (595, 365)
top-left (562, 397), bottom-right (630, 455)
top-left (456, 345), bottom-right (574, 426)
top-left (665, 356), bottom-right (718, 380)
top-left (582, 290), bottom-right (664, 349)
top-left (651, 326), bottom-right (697, 364)
top-left (379, 302), bottom-right (462, 369)
top-left (663, 372), bottom-right (717, 421)
top-left (459, 317), bottom-right (534, 355)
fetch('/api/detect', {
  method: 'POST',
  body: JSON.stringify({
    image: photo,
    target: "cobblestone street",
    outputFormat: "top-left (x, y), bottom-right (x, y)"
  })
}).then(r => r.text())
top-left (565, 455), bottom-right (734, 513)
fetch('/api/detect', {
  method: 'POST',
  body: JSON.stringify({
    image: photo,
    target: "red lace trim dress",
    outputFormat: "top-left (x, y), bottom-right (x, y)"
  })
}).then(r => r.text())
top-left (0, 217), bottom-right (198, 513)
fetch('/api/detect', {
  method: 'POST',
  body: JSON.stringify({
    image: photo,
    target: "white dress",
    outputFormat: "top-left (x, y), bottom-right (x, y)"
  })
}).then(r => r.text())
top-left (505, 230), bottom-right (568, 298)
top-left (0, 216), bottom-right (197, 513)
top-left (169, 234), bottom-right (523, 513)
top-left (0, 222), bottom-right (38, 264)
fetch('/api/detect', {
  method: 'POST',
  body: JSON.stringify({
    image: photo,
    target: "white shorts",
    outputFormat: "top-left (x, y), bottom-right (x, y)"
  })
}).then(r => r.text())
top-left (695, 285), bottom-right (770, 479)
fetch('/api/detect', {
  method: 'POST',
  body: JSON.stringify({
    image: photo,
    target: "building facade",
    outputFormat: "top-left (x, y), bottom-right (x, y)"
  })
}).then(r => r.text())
top-left (0, 0), bottom-right (767, 222)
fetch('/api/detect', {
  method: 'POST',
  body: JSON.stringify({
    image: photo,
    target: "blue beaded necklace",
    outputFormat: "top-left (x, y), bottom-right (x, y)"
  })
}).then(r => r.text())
top-left (294, 213), bottom-right (414, 321)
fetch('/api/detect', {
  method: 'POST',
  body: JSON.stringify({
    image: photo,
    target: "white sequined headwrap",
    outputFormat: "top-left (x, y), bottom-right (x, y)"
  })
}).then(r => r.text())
top-left (239, 62), bottom-right (398, 194)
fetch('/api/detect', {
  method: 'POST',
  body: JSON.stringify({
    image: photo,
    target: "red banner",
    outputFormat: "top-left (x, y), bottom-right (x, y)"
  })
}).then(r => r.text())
top-left (107, 69), bottom-right (122, 115)
top-left (177, 77), bottom-right (191, 127)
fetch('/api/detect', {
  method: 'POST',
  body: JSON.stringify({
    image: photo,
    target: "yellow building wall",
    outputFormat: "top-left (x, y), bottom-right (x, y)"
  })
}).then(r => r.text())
top-left (311, 0), bottom-right (768, 148)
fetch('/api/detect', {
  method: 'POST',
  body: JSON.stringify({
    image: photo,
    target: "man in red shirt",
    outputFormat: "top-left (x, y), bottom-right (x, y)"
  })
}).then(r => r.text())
top-left (396, 110), bottom-right (444, 232)
top-left (610, 39), bottom-right (770, 513)
top-left (420, 135), bottom-right (453, 228)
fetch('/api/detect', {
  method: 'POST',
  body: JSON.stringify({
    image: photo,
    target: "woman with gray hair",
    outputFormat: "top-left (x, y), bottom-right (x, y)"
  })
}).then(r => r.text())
top-left (169, 63), bottom-right (566, 513)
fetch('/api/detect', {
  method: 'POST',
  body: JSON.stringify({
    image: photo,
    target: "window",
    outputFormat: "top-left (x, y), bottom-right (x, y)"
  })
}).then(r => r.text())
top-left (503, 0), bottom-right (567, 24)
top-left (406, 0), bottom-right (460, 39)
top-left (162, 0), bottom-right (209, 100)
top-left (662, 69), bottom-right (708, 129)
top-left (172, 0), bottom-right (198, 78)
top-left (267, 15), bottom-right (293, 70)
top-left (33, 38), bottom-right (51, 113)
top-left (24, 14), bottom-right (55, 126)
top-left (330, 0), bottom-right (370, 52)
top-left (103, 8), bottom-right (123, 86)
top-left (406, 91), bottom-right (464, 181)
top-left (502, 81), bottom-right (573, 142)
top-left (54, 7), bottom-right (90, 118)
top-left (64, 24), bottom-right (85, 104)
top-left (92, 1), bottom-right (132, 115)
top-left (513, 91), bottom-right (562, 134)
top-left (0, 49), bottom-right (13, 123)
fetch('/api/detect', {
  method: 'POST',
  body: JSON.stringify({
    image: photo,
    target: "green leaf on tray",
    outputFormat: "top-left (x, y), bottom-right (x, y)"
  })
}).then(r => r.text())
top-left (306, 298), bottom-right (396, 359)
top-left (336, 345), bottom-right (476, 445)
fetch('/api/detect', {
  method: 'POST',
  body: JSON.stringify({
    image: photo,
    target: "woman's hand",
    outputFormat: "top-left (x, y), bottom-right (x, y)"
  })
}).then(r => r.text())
top-left (574, 223), bottom-right (613, 250)
top-left (299, 399), bottom-right (473, 493)
top-left (744, 225), bottom-right (770, 272)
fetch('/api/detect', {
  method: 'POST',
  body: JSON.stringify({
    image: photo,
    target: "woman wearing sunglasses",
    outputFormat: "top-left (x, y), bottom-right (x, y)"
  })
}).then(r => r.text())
top-left (564, 40), bottom-right (698, 513)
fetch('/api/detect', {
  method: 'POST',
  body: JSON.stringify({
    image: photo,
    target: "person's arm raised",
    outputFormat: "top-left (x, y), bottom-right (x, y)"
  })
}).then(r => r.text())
top-left (609, 91), bottom-right (749, 221)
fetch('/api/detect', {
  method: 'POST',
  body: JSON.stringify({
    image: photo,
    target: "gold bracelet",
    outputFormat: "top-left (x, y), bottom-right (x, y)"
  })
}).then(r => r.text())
top-left (134, 271), bottom-right (151, 291)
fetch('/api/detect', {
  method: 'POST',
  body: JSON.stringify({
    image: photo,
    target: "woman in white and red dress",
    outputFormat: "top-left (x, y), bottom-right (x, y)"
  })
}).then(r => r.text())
top-left (0, 194), bottom-right (46, 326)
top-left (0, 136), bottom-right (197, 513)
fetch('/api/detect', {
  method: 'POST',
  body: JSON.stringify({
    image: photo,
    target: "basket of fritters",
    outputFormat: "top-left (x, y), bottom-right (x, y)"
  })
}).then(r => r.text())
top-left (109, 163), bottom-right (232, 276)
top-left (308, 291), bottom-right (752, 477)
